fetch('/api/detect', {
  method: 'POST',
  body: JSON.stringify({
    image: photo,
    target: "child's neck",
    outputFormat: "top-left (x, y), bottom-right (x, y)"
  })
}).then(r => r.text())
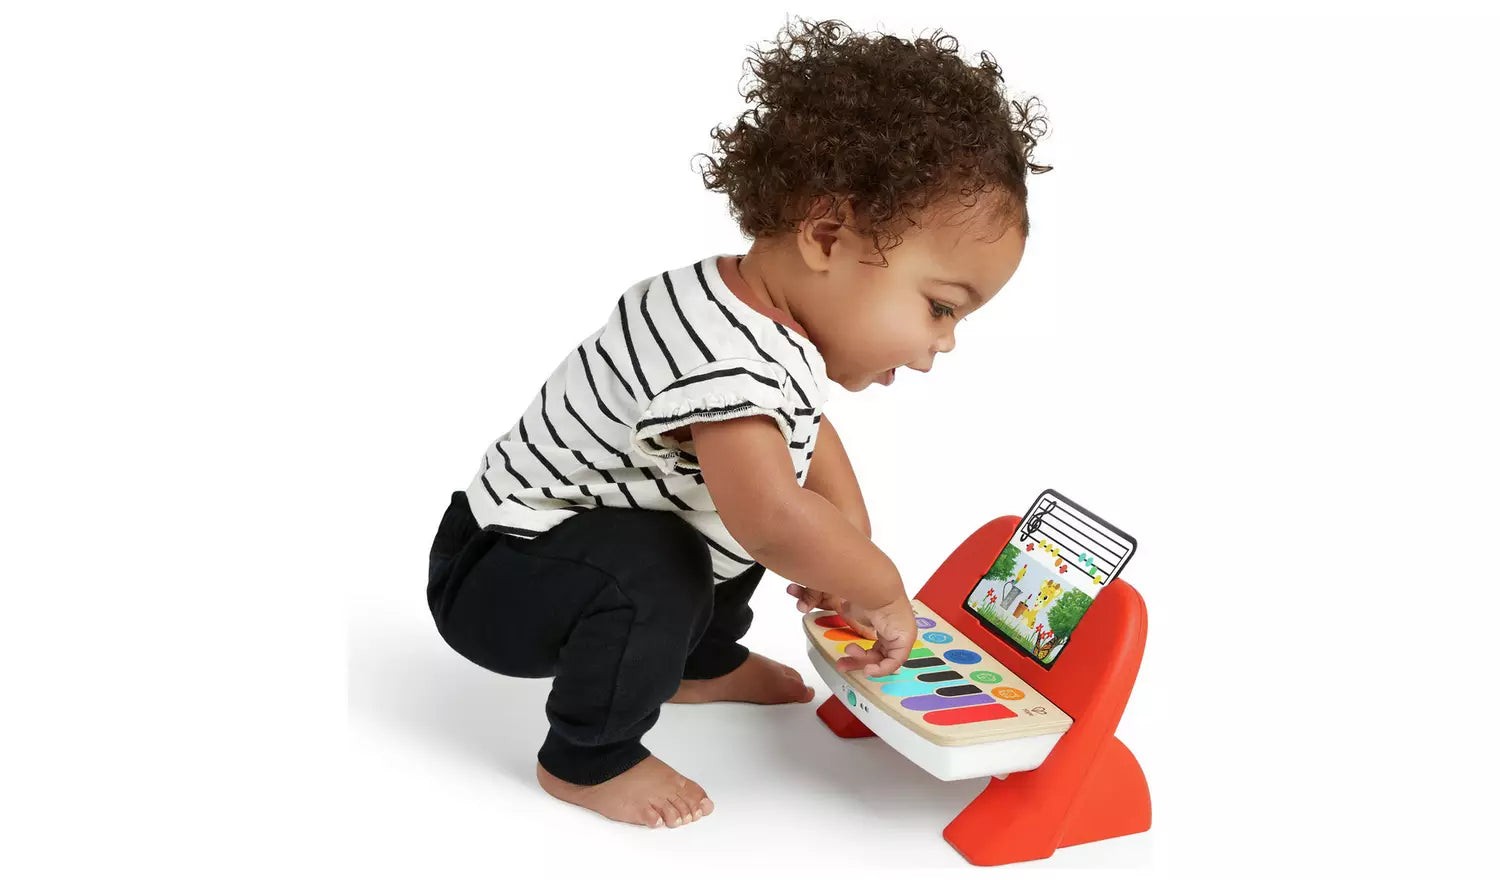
top-left (716, 254), bottom-right (810, 340)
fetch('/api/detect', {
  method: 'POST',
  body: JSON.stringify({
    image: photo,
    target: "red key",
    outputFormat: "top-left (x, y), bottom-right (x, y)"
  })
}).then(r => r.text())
top-left (923, 702), bottom-right (1018, 725)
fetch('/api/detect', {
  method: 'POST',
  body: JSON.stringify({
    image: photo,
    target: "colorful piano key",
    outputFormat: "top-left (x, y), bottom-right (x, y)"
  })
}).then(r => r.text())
top-left (899, 692), bottom-right (995, 711)
top-left (922, 702), bottom-right (1018, 726)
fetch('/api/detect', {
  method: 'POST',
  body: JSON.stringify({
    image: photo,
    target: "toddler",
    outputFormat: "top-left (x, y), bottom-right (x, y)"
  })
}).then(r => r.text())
top-left (426, 17), bottom-right (1049, 829)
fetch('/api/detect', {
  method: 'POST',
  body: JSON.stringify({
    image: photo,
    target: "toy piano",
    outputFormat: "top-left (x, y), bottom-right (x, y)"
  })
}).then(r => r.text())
top-left (804, 491), bottom-right (1151, 867)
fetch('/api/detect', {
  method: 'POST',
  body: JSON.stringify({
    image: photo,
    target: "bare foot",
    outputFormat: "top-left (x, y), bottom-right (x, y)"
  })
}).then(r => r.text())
top-left (668, 651), bottom-right (815, 705)
top-left (536, 755), bottom-right (713, 828)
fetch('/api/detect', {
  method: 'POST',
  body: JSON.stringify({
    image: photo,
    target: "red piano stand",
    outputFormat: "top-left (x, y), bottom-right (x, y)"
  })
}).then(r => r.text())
top-left (814, 514), bottom-right (1151, 866)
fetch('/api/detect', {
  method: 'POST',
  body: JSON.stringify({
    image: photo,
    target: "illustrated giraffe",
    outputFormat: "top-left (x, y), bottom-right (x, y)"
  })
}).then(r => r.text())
top-left (1019, 578), bottom-right (1065, 629)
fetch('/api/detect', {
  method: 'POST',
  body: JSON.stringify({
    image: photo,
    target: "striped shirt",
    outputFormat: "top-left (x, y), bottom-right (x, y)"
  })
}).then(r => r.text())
top-left (466, 254), bottom-right (831, 582)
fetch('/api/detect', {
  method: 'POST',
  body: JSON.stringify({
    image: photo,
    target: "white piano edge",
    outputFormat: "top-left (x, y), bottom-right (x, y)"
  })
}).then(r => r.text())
top-left (807, 644), bottom-right (1062, 782)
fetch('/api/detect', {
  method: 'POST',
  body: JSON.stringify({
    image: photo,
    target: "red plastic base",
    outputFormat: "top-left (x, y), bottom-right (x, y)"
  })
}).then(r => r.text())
top-left (815, 695), bottom-right (875, 738)
top-left (943, 733), bottom-right (1150, 865)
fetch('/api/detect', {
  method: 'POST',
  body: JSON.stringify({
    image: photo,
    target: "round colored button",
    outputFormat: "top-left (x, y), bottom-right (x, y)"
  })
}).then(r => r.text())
top-left (922, 631), bottom-right (953, 644)
top-left (915, 617), bottom-right (936, 629)
top-left (847, 690), bottom-right (858, 707)
top-left (970, 670), bottom-right (1002, 684)
top-left (943, 649), bottom-right (982, 665)
top-left (992, 686), bottom-right (1025, 700)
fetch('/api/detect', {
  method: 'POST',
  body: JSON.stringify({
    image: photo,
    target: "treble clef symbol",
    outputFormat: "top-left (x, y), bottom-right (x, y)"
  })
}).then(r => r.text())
top-left (1022, 499), bottom-right (1055, 541)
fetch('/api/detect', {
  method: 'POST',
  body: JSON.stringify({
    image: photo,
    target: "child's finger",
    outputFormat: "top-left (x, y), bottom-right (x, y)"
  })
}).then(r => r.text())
top-left (866, 652), bottom-right (903, 677)
top-left (835, 644), bottom-right (870, 672)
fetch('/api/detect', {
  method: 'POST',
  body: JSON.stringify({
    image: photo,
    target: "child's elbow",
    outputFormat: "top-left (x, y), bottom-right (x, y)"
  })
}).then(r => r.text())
top-left (719, 483), bottom-right (803, 558)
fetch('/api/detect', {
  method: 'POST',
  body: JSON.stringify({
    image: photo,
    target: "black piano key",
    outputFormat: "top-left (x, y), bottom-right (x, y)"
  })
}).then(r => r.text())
top-left (902, 657), bottom-right (945, 669)
top-left (916, 670), bottom-right (963, 683)
top-left (935, 684), bottom-right (983, 697)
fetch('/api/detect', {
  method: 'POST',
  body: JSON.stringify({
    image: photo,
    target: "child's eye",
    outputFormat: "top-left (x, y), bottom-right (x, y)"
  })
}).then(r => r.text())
top-left (929, 300), bottom-right (957, 320)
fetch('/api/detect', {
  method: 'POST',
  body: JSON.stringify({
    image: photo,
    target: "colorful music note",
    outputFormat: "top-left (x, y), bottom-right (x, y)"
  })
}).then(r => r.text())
top-left (1059, 563), bottom-right (1069, 574)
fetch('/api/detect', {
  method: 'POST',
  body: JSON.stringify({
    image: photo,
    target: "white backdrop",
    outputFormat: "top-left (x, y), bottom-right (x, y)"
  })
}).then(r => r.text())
top-left (4, 1), bottom-right (1496, 876)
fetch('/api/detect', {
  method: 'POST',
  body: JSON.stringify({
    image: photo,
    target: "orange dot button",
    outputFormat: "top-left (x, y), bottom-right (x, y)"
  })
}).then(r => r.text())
top-left (991, 686), bottom-right (1025, 700)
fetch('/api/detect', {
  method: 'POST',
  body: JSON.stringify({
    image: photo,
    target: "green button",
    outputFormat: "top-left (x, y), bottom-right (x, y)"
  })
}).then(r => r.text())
top-left (847, 690), bottom-right (858, 707)
top-left (970, 670), bottom-right (1002, 684)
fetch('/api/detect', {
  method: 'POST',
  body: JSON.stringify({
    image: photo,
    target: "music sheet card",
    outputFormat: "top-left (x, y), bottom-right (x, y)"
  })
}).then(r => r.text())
top-left (961, 489), bottom-right (1137, 668)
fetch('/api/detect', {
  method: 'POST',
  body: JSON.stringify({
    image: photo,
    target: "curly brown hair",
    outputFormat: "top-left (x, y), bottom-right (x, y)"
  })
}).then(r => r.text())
top-left (694, 17), bottom-right (1052, 263)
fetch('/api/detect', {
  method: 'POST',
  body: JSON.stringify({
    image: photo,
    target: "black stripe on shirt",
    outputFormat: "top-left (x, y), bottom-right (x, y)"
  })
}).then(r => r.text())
top-left (657, 365), bottom-right (781, 396)
top-left (594, 339), bottom-right (637, 401)
top-left (516, 422), bottom-right (572, 486)
top-left (562, 390), bottom-right (628, 460)
top-left (651, 477), bottom-right (695, 511)
top-left (639, 282), bottom-right (682, 379)
top-left (599, 465), bottom-right (668, 481)
top-left (773, 322), bottom-right (818, 380)
top-left (694, 260), bottom-right (812, 408)
top-left (537, 383), bottom-right (605, 492)
top-left (575, 344), bottom-right (628, 426)
top-left (495, 443), bottom-right (532, 489)
top-left (661, 270), bottom-right (715, 361)
top-left (481, 456), bottom-right (503, 503)
top-left (617, 295), bottom-right (654, 398)
top-left (701, 532), bottom-right (754, 567)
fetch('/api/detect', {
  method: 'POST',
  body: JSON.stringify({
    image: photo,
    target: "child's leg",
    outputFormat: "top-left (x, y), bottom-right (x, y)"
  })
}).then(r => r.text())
top-left (669, 561), bottom-right (815, 705)
top-left (523, 508), bottom-right (719, 784)
top-left (680, 563), bottom-right (764, 680)
top-left (428, 498), bottom-right (719, 784)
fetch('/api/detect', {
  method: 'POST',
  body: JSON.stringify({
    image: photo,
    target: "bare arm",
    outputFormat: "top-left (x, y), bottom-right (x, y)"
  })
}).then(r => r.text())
top-left (691, 414), bottom-right (914, 675)
top-left (800, 414), bottom-right (872, 539)
top-left (691, 415), bottom-right (900, 610)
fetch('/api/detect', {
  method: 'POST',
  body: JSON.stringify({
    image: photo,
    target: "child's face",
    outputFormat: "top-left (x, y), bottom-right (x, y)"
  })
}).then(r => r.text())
top-left (791, 201), bottom-right (1026, 392)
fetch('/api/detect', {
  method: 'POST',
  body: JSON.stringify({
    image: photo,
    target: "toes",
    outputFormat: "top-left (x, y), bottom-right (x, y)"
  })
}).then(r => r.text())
top-left (682, 778), bottom-right (708, 803)
top-left (680, 780), bottom-right (711, 819)
top-left (669, 793), bottom-right (696, 824)
top-left (640, 805), bottom-right (665, 828)
top-left (655, 797), bottom-right (685, 828)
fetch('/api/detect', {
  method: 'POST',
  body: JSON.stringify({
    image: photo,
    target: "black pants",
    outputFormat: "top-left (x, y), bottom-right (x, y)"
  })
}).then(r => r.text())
top-left (426, 491), bottom-right (763, 785)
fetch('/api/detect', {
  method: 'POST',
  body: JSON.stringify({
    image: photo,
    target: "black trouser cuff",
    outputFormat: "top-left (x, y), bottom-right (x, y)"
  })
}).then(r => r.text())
top-left (680, 641), bottom-right (750, 681)
top-left (537, 730), bottom-right (652, 786)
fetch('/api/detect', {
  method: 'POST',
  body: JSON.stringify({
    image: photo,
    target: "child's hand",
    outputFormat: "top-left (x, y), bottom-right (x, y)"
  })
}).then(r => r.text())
top-left (786, 582), bottom-right (841, 613)
top-left (786, 583), bottom-right (877, 639)
top-left (834, 597), bottom-right (917, 678)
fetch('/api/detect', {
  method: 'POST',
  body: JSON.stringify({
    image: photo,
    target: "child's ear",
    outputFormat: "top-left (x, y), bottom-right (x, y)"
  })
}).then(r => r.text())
top-left (795, 194), bottom-right (857, 267)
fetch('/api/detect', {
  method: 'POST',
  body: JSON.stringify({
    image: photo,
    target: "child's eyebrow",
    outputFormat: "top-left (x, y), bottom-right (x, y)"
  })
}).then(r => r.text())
top-left (927, 278), bottom-right (980, 307)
